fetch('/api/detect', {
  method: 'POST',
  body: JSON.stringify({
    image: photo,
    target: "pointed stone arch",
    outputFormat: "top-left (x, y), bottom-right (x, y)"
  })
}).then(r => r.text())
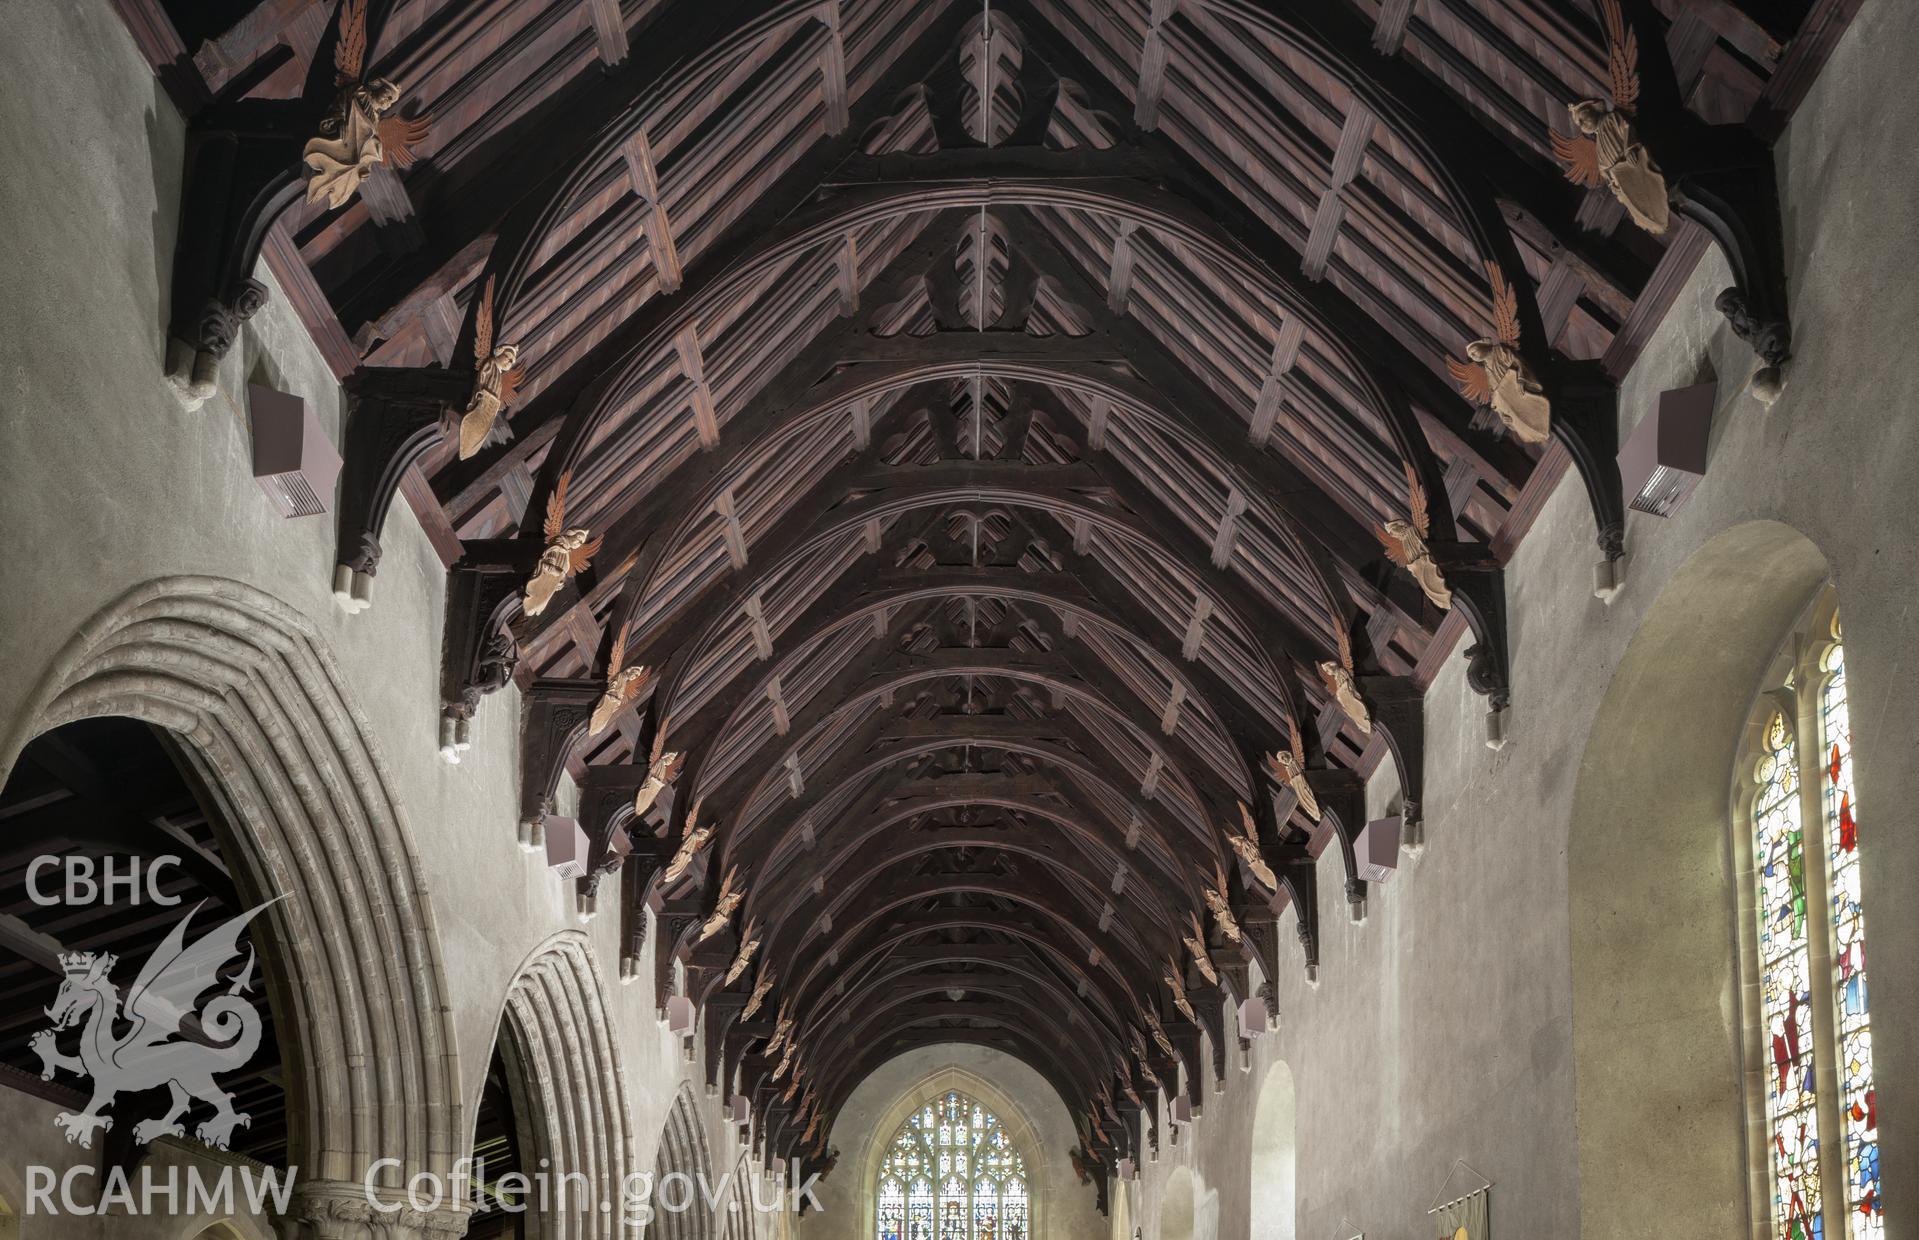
top-left (491, 930), bottom-right (638, 1239)
top-left (649, 1084), bottom-right (719, 1240)
top-left (0, 576), bottom-right (464, 1227)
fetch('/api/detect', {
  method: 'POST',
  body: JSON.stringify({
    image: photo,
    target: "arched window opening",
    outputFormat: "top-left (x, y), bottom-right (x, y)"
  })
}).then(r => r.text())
top-left (467, 1045), bottom-right (530, 1240)
top-left (1250, 1061), bottom-right (1297, 1239)
top-left (1739, 602), bottom-right (1881, 1240)
top-left (874, 1090), bottom-right (1029, 1240)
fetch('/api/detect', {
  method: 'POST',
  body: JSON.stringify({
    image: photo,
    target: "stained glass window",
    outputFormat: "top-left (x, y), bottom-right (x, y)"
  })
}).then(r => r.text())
top-left (1820, 631), bottom-right (1881, 1239)
top-left (1743, 606), bottom-right (1883, 1240)
top-left (874, 1092), bottom-right (1029, 1240)
top-left (1754, 707), bottom-right (1822, 1239)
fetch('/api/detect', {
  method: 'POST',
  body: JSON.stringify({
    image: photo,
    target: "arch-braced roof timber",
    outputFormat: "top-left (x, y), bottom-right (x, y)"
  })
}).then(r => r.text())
top-left (151, 0), bottom-right (1851, 1178)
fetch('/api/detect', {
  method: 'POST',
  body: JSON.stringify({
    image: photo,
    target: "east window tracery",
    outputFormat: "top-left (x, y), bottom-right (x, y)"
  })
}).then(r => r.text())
top-left (875, 1091), bottom-right (1029, 1240)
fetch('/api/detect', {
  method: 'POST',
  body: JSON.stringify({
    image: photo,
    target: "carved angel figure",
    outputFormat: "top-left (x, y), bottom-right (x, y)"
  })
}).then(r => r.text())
top-left (764, 1001), bottom-right (793, 1057)
top-left (660, 796), bottom-right (711, 887)
top-left (458, 277), bottom-right (524, 460)
top-left (303, 0), bottom-right (428, 209)
top-left (524, 471), bottom-right (601, 617)
top-left (801, 1109), bottom-right (822, 1146)
top-left (724, 920), bottom-right (761, 986)
top-left (1182, 912), bottom-right (1218, 987)
top-left (1203, 861), bottom-right (1242, 944)
top-left (697, 865), bottom-right (743, 943)
top-left (588, 624), bottom-right (652, 736)
top-left (1318, 624), bottom-right (1373, 735)
top-left (1552, 0), bottom-right (1669, 235)
top-left (1266, 718), bottom-right (1322, 824)
top-left (1229, 801), bottom-right (1280, 892)
top-left (1446, 262), bottom-right (1551, 445)
top-left (631, 728), bottom-right (686, 820)
top-left (741, 968), bottom-right (774, 1019)
top-left (1163, 960), bottom-right (1197, 1024)
top-left (781, 1065), bottom-right (804, 1104)
top-left (1144, 1012), bottom-right (1177, 1060)
top-left (1376, 461), bottom-right (1453, 611)
top-left (771, 1043), bottom-right (796, 1084)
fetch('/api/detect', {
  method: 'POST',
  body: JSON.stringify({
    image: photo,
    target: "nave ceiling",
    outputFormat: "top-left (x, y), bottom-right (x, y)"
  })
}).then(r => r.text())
top-left (128, 0), bottom-right (1851, 1206)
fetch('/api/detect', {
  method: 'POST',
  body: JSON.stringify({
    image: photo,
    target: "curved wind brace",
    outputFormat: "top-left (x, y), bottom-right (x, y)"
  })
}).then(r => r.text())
top-left (1359, 675), bottom-right (1424, 826)
top-left (168, 107), bottom-right (310, 394)
top-left (1548, 361), bottom-right (1627, 564)
top-left (515, 676), bottom-right (600, 828)
top-left (576, 764), bottom-right (661, 901)
top-left (1670, 150), bottom-right (1794, 376)
top-left (1430, 545), bottom-right (1511, 715)
top-left (441, 542), bottom-right (540, 730)
top-left (1305, 768), bottom-right (1369, 923)
top-left (333, 368), bottom-right (469, 610)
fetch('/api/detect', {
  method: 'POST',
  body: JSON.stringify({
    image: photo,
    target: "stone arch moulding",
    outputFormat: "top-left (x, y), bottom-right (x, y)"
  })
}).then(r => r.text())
top-left (1566, 521), bottom-right (1829, 1240)
top-left (489, 930), bottom-right (638, 1240)
top-left (650, 1083), bottom-right (720, 1240)
top-left (0, 576), bottom-right (466, 1233)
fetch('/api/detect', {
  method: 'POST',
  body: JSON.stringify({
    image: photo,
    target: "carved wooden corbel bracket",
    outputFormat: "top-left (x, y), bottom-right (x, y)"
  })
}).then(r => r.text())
top-left (1306, 767), bottom-right (1369, 922)
top-left (1359, 674), bottom-right (1425, 826)
top-left (1429, 544), bottom-right (1511, 720)
top-left (438, 543), bottom-right (540, 759)
top-left (516, 676), bottom-right (599, 829)
top-left (333, 368), bottom-right (469, 610)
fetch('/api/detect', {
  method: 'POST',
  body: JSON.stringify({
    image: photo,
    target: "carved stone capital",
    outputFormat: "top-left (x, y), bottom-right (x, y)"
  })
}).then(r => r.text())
top-left (273, 1180), bottom-right (472, 1240)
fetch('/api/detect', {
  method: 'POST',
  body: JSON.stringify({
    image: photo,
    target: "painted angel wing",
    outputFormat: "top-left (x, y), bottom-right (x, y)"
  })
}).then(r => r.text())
top-left (1488, 260), bottom-right (1523, 348)
top-left (333, 0), bottom-right (368, 83)
top-left (1604, 0), bottom-right (1640, 114)
top-left (376, 112), bottom-right (430, 168)
top-left (1287, 715), bottom-right (1305, 765)
top-left (1551, 129), bottom-right (1604, 188)
top-left (1405, 461), bottom-right (1431, 538)
top-left (1445, 354), bottom-right (1493, 406)
top-left (497, 366), bottom-right (524, 407)
top-left (568, 536), bottom-right (603, 575)
top-left (123, 898), bottom-right (281, 1046)
top-left (474, 276), bottom-right (496, 367)
top-left (1375, 523), bottom-right (1413, 567)
top-left (544, 471), bottom-right (572, 541)
top-left (1237, 799), bottom-right (1257, 843)
top-left (606, 624), bottom-right (628, 677)
top-left (1335, 622), bottom-right (1354, 673)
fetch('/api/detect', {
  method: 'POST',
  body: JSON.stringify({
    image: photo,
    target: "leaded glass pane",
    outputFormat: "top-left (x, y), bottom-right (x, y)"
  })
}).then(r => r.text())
top-left (873, 1091), bottom-right (1030, 1240)
top-left (1754, 710), bottom-right (1822, 1239)
top-left (1823, 637), bottom-right (1882, 1239)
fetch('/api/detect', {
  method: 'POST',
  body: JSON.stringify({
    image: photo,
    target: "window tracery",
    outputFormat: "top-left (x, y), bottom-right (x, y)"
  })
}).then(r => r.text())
top-left (875, 1091), bottom-right (1029, 1240)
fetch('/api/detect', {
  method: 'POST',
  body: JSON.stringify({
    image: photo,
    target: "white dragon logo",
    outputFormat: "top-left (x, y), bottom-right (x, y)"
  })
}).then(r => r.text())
top-left (28, 898), bottom-right (279, 1151)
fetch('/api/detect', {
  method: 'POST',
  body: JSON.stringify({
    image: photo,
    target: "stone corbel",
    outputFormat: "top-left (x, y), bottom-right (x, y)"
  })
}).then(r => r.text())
top-left (333, 368), bottom-right (470, 611)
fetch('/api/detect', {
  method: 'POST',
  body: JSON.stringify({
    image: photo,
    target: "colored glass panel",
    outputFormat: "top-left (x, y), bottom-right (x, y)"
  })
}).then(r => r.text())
top-left (874, 1091), bottom-right (1029, 1240)
top-left (1754, 710), bottom-right (1822, 1239)
top-left (1822, 638), bottom-right (1882, 1239)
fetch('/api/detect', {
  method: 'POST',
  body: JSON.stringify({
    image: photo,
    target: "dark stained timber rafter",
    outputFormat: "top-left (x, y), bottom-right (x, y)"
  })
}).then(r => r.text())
top-left (133, 0), bottom-right (1855, 1186)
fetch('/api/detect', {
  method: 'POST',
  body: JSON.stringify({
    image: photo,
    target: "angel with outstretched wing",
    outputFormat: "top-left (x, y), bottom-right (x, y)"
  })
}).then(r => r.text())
top-left (524, 471), bottom-right (601, 616)
top-left (1317, 622), bottom-right (1373, 734)
top-left (589, 623), bottom-right (652, 736)
top-left (1445, 262), bottom-right (1551, 444)
top-left (1376, 461), bottom-right (1454, 610)
top-left (660, 796), bottom-right (712, 886)
top-left (724, 920), bottom-right (761, 985)
top-left (1163, 959), bottom-right (1197, 1023)
top-left (1203, 860), bottom-right (1242, 944)
top-left (459, 277), bottom-right (524, 459)
top-left (1228, 800), bottom-right (1280, 891)
top-left (1182, 912), bottom-right (1218, 986)
top-left (632, 724), bottom-right (686, 818)
top-left (1551, 0), bottom-right (1669, 234)
top-left (1266, 717), bottom-right (1322, 823)
top-left (697, 865), bottom-right (743, 943)
top-left (304, 0), bottom-right (429, 208)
